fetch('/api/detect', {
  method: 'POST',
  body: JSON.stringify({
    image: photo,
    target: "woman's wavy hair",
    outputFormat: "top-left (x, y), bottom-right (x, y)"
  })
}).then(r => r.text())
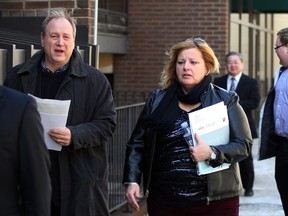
top-left (41, 8), bottom-right (77, 39)
top-left (160, 38), bottom-right (220, 89)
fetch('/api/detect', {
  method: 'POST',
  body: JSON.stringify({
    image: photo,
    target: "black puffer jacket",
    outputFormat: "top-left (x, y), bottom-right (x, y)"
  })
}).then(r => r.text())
top-left (123, 84), bottom-right (252, 202)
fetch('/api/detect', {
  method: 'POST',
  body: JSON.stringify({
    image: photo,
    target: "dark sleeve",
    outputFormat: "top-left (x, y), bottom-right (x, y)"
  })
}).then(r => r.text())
top-left (122, 90), bottom-right (158, 184)
top-left (3, 63), bottom-right (25, 92)
top-left (19, 97), bottom-right (51, 216)
top-left (238, 78), bottom-right (260, 112)
top-left (68, 71), bottom-right (117, 151)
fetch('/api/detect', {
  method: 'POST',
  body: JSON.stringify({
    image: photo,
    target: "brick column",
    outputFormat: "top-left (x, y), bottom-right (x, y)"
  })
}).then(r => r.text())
top-left (114, 0), bottom-right (229, 95)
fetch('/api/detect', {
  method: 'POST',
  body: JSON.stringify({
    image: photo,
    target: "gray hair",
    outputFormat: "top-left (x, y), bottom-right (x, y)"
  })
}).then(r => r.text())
top-left (41, 8), bottom-right (77, 38)
top-left (225, 51), bottom-right (244, 63)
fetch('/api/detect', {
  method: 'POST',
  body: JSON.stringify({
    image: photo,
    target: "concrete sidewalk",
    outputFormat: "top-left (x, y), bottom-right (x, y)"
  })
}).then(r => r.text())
top-left (239, 139), bottom-right (285, 216)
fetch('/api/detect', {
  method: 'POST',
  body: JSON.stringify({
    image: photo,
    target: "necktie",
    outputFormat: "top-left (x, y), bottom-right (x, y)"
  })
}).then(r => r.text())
top-left (230, 77), bottom-right (236, 91)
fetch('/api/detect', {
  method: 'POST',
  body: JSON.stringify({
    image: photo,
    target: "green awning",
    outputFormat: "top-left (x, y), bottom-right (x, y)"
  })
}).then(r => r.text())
top-left (231, 0), bottom-right (288, 13)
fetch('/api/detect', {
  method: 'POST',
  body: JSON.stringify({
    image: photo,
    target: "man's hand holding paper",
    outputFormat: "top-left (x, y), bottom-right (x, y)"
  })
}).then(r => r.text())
top-left (49, 127), bottom-right (71, 146)
top-left (29, 94), bottom-right (71, 151)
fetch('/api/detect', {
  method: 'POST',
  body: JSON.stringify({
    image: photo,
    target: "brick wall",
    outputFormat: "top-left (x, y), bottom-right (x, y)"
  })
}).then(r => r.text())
top-left (0, 0), bottom-right (96, 43)
top-left (114, 0), bottom-right (229, 95)
top-left (0, 0), bottom-right (230, 102)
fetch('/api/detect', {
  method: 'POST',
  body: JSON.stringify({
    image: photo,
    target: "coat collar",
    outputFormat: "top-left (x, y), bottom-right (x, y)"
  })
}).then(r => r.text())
top-left (17, 49), bottom-right (87, 78)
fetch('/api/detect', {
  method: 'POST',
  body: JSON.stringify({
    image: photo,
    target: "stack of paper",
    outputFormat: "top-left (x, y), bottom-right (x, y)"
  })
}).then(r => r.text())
top-left (30, 95), bottom-right (71, 151)
top-left (188, 101), bottom-right (230, 175)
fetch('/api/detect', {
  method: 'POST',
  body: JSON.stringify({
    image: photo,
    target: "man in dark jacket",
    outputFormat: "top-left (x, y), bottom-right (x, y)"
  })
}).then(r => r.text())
top-left (259, 27), bottom-right (288, 215)
top-left (0, 85), bottom-right (51, 216)
top-left (4, 8), bottom-right (116, 216)
top-left (214, 51), bottom-right (260, 197)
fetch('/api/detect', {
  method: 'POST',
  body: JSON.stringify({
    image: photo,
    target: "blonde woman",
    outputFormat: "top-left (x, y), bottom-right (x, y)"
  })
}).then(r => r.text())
top-left (123, 38), bottom-right (252, 216)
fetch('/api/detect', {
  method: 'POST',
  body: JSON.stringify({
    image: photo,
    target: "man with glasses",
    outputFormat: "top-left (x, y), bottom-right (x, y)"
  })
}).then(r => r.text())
top-left (259, 27), bottom-right (288, 215)
top-left (214, 51), bottom-right (260, 197)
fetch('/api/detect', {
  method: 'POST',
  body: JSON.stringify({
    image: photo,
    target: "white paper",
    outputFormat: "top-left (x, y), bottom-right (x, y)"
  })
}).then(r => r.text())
top-left (188, 102), bottom-right (230, 175)
top-left (29, 95), bottom-right (71, 151)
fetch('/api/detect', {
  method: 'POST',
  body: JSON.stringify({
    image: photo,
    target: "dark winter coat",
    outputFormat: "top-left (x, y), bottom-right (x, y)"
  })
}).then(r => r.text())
top-left (4, 49), bottom-right (117, 216)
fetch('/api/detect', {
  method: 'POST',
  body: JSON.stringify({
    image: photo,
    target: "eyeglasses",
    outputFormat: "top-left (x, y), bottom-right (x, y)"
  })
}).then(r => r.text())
top-left (274, 43), bottom-right (287, 50)
top-left (185, 37), bottom-right (206, 46)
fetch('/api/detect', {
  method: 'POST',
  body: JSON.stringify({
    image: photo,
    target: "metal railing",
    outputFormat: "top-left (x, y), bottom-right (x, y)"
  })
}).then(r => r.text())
top-left (113, 91), bottom-right (151, 107)
top-left (108, 102), bottom-right (145, 212)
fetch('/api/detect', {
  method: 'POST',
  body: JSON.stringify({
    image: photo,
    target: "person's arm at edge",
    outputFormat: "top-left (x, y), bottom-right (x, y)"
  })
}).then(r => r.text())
top-left (19, 97), bottom-right (51, 216)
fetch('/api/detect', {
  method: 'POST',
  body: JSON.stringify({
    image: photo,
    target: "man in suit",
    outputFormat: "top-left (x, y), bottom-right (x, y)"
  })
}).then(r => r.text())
top-left (214, 51), bottom-right (260, 197)
top-left (0, 85), bottom-right (51, 216)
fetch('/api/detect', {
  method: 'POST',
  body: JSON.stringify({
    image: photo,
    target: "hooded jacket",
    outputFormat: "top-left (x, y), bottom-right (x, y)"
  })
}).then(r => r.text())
top-left (123, 84), bottom-right (252, 203)
top-left (4, 49), bottom-right (117, 216)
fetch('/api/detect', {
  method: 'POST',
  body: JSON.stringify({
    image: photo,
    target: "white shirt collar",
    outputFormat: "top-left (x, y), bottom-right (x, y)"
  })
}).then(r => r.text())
top-left (228, 72), bottom-right (242, 82)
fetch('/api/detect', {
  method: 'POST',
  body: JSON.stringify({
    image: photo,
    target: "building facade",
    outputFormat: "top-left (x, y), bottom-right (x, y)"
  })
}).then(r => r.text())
top-left (0, 0), bottom-right (230, 106)
top-left (0, 0), bottom-right (287, 106)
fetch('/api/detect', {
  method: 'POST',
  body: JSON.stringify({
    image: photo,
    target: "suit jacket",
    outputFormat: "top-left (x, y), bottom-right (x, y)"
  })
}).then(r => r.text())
top-left (214, 73), bottom-right (260, 138)
top-left (0, 86), bottom-right (51, 216)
